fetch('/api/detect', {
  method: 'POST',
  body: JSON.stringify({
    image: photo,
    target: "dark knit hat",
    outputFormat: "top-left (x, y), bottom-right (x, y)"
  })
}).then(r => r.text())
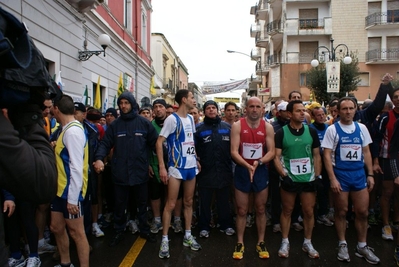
top-left (153, 99), bottom-right (167, 107)
top-left (105, 108), bottom-right (118, 118)
top-left (203, 100), bottom-right (218, 111)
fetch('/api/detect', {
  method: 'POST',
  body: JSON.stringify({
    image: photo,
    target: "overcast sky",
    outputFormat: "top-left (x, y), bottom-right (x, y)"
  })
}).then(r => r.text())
top-left (151, 0), bottom-right (256, 86)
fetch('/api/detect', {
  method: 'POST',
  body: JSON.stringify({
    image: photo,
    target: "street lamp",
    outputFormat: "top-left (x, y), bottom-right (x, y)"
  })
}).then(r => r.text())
top-left (310, 38), bottom-right (352, 95)
top-left (310, 38), bottom-right (352, 67)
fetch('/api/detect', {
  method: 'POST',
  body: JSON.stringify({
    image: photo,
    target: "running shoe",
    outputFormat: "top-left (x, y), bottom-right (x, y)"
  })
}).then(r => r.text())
top-left (273, 224), bottom-right (281, 233)
top-left (337, 243), bottom-right (350, 262)
top-left (246, 214), bottom-right (254, 228)
top-left (172, 219), bottom-right (183, 233)
top-left (38, 240), bottom-right (56, 255)
top-left (183, 235), bottom-right (201, 251)
top-left (278, 242), bottom-right (290, 258)
top-left (159, 240), bottom-right (170, 259)
top-left (317, 215), bottom-right (334, 226)
top-left (291, 222), bottom-right (303, 231)
top-left (127, 220), bottom-right (139, 234)
top-left (302, 242), bottom-right (319, 258)
top-left (233, 243), bottom-right (244, 260)
top-left (394, 247), bottom-right (399, 266)
top-left (199, 230), bottom-right (210, 238)
top-left (8, 256), bottom-right (25, 267)
top-left (256, 241), bottom-right (270, 259)
top-left (92, 224), bottom-right (105, 237)
top-left (150, 221), bottom-right (163, 234)
top-left (382, 225), bottom-right (394, 240)
top-left (25, 257), bottom-right (41, 267)
top-left (220, 228), bottom-right (235, 236)
top-left (355, 245), bottom-right (380, 265)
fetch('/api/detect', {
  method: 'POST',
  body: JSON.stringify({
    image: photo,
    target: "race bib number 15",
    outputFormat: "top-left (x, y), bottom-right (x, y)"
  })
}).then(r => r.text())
top-left (289, 157), bottom-right (311, 175)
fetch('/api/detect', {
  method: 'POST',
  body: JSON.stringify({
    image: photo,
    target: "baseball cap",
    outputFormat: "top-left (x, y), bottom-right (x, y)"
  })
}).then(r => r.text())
top-left (74, 102), bottom-right (86, 112)
top-left (277, 101), bottom-right (288, 111)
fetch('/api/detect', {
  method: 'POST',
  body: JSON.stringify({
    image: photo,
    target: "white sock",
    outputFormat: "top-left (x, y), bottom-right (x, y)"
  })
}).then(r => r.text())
top-left (92, 222), bottom-right (99, 228)
top-left (282, 238), bottom-right (289, 244)
top-left (338, 240), bottom-right (347, 246)
top-left (185, 230), bottom-right (191, 238)
top-left (174, 216), bottom-right (181, 222)
top-left (358, 242), bottom-right (367, 248)
top-left (303, 238), bottom-right (311, 245)
top-left (154, 217), bottom-right (161, 223)
top-left (162, 235), bottom-right (168, 242)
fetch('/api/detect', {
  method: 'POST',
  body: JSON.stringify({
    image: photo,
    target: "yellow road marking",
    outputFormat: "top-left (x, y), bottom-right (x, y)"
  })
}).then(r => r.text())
top-left (119, 237), bottom-right (146, 267)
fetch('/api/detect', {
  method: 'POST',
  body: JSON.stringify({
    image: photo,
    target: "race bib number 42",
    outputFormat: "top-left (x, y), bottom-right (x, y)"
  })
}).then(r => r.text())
top-left (340, 144), bottom-right (361, 161)
top-left (182, 141), bottom-right (195, 157)
top-left (242, 142), bottom-right (262, 159)
top-left (289, 157), bottom-right (311, 175)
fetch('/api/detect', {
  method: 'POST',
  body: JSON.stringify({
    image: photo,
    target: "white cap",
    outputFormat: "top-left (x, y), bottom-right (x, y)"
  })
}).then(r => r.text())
top-left (277, 101), bottom-right (288, 111)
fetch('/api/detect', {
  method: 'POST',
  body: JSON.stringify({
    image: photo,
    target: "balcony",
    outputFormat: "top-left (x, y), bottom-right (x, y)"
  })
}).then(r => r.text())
top-left (366, 48), bottom-right (399, 64)
top-left (65, 0), bottom-right (103, 13)
top-left (267, 54), bottom-right (279, 66)
top-left (251, 48), bottom-right (262, 60)
top-left (256, 61), bottom-right (270, 76)
top-left (365, 10), bottom-right (399, 29)
top-left (255, 31), bottom-right (269, 48)
top-left (256, 0), bottom-right (269, 21)
top-left (285, 18), bottom-right (332, 35)
top-left (250, 23), bottom-right (260, 38)
top-left (266, 20), bottom-right (283, 35)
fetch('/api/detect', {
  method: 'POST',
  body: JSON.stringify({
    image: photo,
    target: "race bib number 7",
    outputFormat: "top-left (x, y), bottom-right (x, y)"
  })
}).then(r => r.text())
top-left (242, 142), bottom-right (262, 159)
top-left (182, 141), bottom-right (195, 157)
top-left (340, 144), bottom-right (361, 161)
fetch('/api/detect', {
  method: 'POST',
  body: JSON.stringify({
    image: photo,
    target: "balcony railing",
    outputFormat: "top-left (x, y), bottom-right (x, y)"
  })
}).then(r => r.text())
top-left (365, 10), bottom-right (399, 27)
top-left (299, 19), bottom-right (325, 29)
top-left (366, 48), bottom-right (399, 62)
top-left (266, 20), bottom-right (283, 34)
top-left (267, 54), bottom-right (279, 65)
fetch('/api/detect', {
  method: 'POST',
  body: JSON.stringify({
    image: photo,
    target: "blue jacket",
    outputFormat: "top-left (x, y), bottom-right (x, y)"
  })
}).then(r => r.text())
top-left (194, 116), bottom-right (233, 188)
top-left (94, 92), bottom-right (158, 186)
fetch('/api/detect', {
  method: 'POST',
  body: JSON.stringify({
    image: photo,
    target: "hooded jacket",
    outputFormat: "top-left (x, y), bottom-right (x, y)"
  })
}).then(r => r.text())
top-left (94, 92), bottom-right (158, 186)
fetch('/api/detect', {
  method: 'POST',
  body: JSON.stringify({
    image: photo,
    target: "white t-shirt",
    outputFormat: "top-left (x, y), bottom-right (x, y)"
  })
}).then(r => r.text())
top-left (321, 121), bottom-right (372, 166)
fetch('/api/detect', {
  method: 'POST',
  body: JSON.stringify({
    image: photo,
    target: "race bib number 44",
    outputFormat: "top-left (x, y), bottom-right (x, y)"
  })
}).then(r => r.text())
top-left (340, 144), bottom-right (361, 161)
top-left (242, 142), bottom-right (262, 159)
top-left (182, 141), bottom-right (195, 157)
top-left (289, 157), bottom-right (311, 175)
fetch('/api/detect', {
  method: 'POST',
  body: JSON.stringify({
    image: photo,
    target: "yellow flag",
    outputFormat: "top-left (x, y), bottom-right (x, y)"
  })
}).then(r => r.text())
top-left (94, 76), bottom-right (101, 109)
top-left (150, 76), bottom-right (156, 95)
top-left (117, 73), bottom-right (124, 97)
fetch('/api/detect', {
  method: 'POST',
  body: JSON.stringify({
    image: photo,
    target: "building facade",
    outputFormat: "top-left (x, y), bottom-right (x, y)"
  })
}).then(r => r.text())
top-left (150, 32), bottom-right (189, 104)
top-left (2, 0), bottom-right (153, 111)
top-left (250, 0), bottom-right (399, 102)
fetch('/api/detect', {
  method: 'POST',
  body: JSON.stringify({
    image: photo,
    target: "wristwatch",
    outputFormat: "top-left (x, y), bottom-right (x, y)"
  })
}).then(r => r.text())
top-left (316, 175), bottom-right (322, 179)
top-left (258, 160), bottom-right (263, 166)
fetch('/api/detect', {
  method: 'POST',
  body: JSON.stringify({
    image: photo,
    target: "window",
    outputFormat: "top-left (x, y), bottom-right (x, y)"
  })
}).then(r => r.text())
top-left (358, 73), bottom-right (370, 86)
top-left (299, 9), bottom-right (318, 29)
top-left (300, 73), bottom-right (309, 87)
top-left (124, 0), bottom-right (132, 33)
top-left (141, 4), bottom-right (147, 51)
top-left (299, 42), bottom-right (318, 63)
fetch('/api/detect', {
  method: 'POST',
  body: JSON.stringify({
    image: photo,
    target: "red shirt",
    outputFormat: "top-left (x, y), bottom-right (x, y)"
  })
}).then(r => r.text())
top-left (239, 118), bottom-right (266, 165)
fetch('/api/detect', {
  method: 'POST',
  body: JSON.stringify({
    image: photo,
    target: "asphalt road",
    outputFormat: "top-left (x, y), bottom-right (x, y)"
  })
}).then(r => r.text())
top-left (39, 219), bottom-right (399, 267)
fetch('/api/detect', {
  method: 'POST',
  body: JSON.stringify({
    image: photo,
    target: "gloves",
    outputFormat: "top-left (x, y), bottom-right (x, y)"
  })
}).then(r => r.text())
top-left (314, 177), bottom-right (324, 191)
top-left (280, 175), bottom-right (293, 188)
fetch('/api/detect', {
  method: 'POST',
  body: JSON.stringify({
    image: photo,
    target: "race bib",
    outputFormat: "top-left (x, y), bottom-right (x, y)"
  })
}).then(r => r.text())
top-left (339, 144), bottom-right (361, 161)
top-left (242, 142), bottom-right (262, 159)
top-left (289, 157), bottom-right (311, 175)
top-left (182, 141), bottom-right (195, 157)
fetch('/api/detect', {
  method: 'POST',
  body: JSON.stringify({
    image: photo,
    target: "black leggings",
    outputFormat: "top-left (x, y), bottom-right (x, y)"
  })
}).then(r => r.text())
top-left (6, 200), bottom-right (38, 254)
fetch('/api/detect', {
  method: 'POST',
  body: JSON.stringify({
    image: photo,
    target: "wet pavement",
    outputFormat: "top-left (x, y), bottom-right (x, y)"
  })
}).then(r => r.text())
top-left (39, 220), bottom-right (399, 267)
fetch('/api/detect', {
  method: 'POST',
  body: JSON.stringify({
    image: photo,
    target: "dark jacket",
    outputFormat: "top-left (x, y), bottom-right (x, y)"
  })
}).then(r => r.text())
top-left (94, 92), bottom-right (158, 186)
top-left (195, 116), bottom-right (233, 188)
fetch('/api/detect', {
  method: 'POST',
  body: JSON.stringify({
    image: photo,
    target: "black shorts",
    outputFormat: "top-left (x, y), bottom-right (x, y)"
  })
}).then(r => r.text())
top-left (281, 179), bottom-right (316, 194)
top-left (51, 196), bottom-right (84, 219)
top-left (379, 157), bottom-right (399, 181)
